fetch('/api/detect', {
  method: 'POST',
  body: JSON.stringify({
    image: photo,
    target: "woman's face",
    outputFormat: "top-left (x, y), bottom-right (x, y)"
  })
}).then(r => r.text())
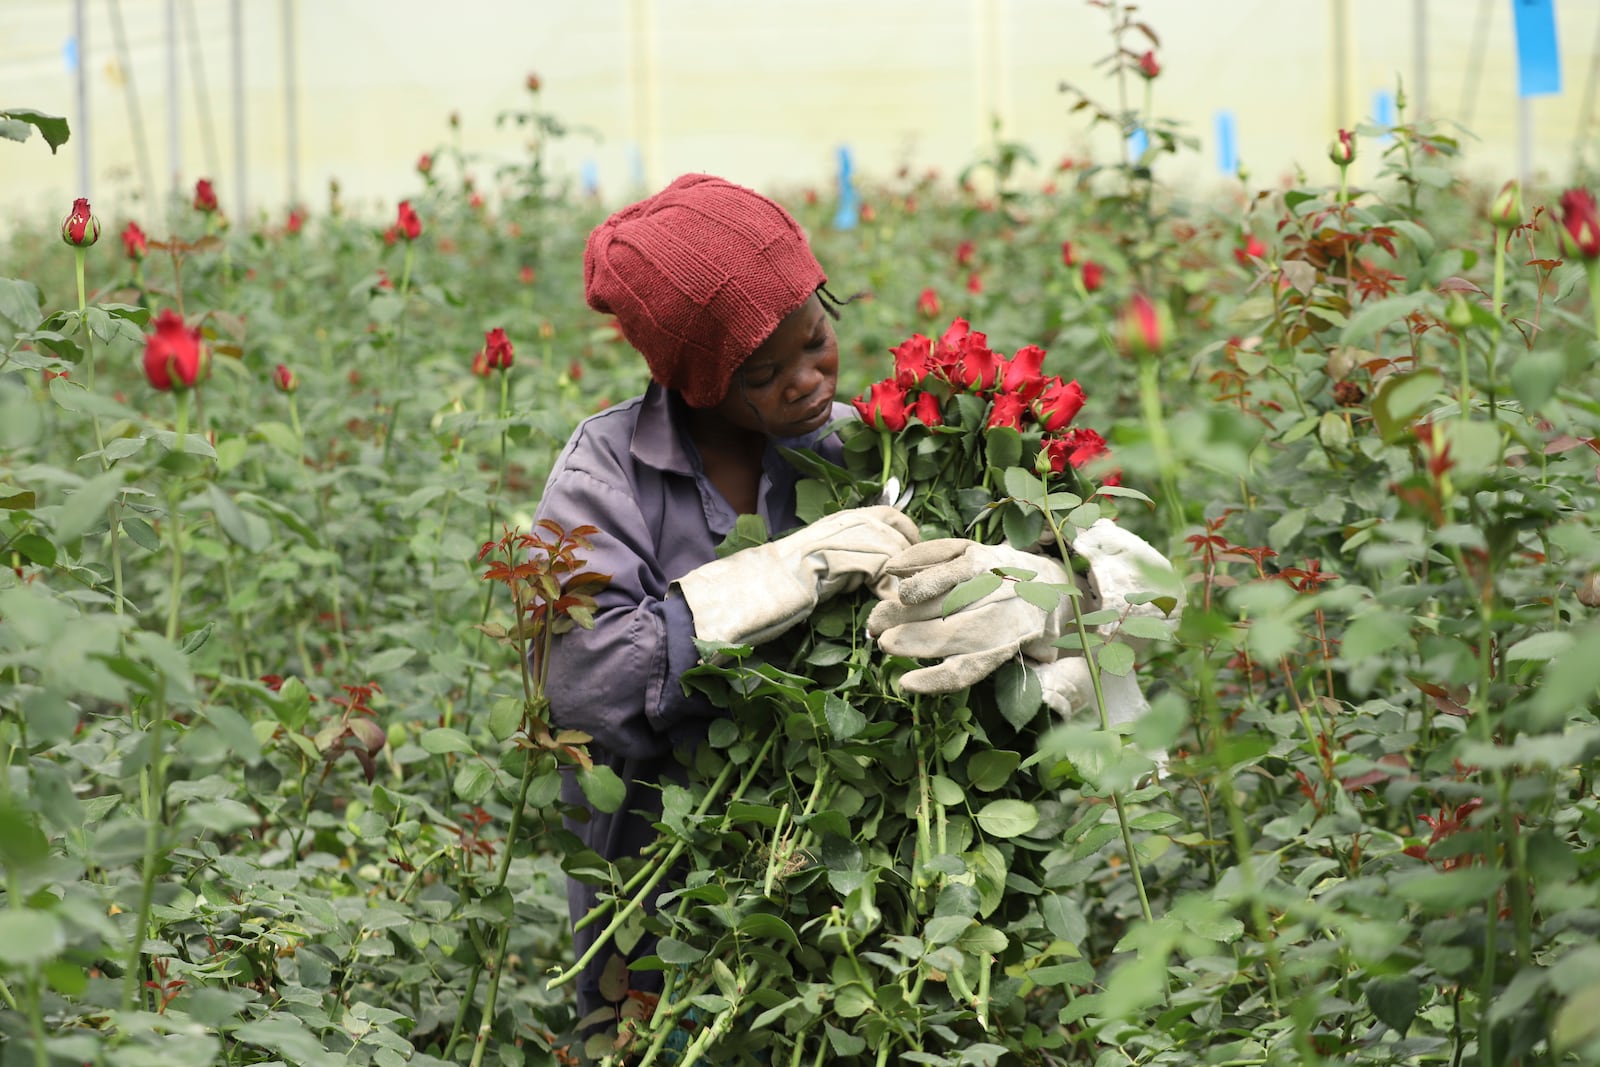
top-left (713, 292), bottom-right (839, 438)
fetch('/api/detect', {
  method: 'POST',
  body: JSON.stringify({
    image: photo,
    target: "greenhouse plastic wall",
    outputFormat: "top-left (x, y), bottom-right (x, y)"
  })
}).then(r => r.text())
top-left (3, 0), bottom-right (1600, 227)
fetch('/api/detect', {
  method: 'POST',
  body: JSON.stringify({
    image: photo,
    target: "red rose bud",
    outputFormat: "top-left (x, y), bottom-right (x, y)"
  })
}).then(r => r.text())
top-left (1037, 377), bottom-right (1087, 432)
top-left (61, 198), bottom-right (100, 247)
top-left (1043, 427), bottom-right (1108, 474)
top-left (482, 327), bottom-right (514, 371)
top-left (470, 193), bottom-right (485, 211)
top-left (142, 309), bottom-right (205, 391)
top-left (852, 379), bottom-right (909, 431)
top-left (955, 240), bottom-right (976, 267)
top-left (539, 320), bottom-right (556, 340)
top-left (417, 153), bottom-right (433, 176)
top-left (1000, 344), bottom-right (1048, 400)
top-left (911, 391), bottom-right (943, 427)
top-left (987, 392), bottom-right (1028, 431)
top-left (859, 203), bottom-right (876, 223)
top-left (396, 200), bottom-right (422, 241)
top-left (471, 350), bottom-right (492, 378)
top-left (194, 178), bottom-right (218, 213)
top-left (519, 265), bottom-right (535, 285)
top-left (1558, 188), bottom-right (1600, 259)
top-left (383, 226), bottom-right (399, 246)
top-left (286, 209), bottom-right (305, 235)
top-left (1116, 292), bottom-right (1169, 358)
top-left (566, 359), bottom-right (583, 382)
top-left (966, 271), bottom-right (983, 295)
top-left (1329, 129), bottom-right (1356, 166)
top-left (121, 220), bottom-right (148, 260)
top-left (954, 330), bottom-right (1001, 390)
top-left (917, 287), bottom-right (941, 319)
top-left (272, 363), bottom-right (298, 393)
top-left (1061, 240), bottom-right (1077, 268)
top-left (890, 333), bottom-right (935, 386)
top-left (1488, 180), bottom-right (1522, 230)
top-left (1137, 50), bottom-right (1161, 79)
top-left (1081, 260), bottom-right (1104, 293)
top-left (1234, 233), bottom-right (1267, 267)
top-left (526, 72), bottom-right (542, 92)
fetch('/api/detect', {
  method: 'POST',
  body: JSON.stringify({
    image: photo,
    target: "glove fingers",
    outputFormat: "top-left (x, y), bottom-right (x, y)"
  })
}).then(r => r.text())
top-left (897, 645), bottom-right (1019, 695)
top-left (895, 555), bottom-right (984, 605)
top-left (876, 600), bottom-right (1040, 658)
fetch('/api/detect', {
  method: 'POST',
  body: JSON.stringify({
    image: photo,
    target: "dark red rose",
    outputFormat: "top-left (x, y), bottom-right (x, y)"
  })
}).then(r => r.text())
top-left (1137, 50), bottom-right (1161, 79)
top-left (1082, 260), bottom-right (1104, 293)
top-left (1116, 292), bottom-right (1168, 358)
top-left (1037, 377), bottom-right (1087, 432)
top-left (397, 200), bottom-right (422, 241)
top-left (121, 220), bottom-right (147, 260)
top-left (1061, 240), bottom-right (1077, 268)
top-left (483, 327), bottom-right (514, 371)
top-left (194, 179), bottom-right (218, 213)
top-left (987, 392), bottom-right (1028, 431)
top-left (954, 330), bottom-right (1000, 390)
top-left (911, 391), bottom-right (943, 427)
top-left (932, 319), bottom-right (971, 377)
top-left (142, 309), bottom-right (205, 391)
top-left (956, 240), bottom-right (976, 267)
top-left (891, 334), bottom-right (935, 386)
top-left (852, 379), bottom-right (909, 431)
top-left (1559, 188), bottom-right (1600, 260)
top-left (1043, 427), bottom-right (1108, 473)
top-left (61, 198), bottom-right (100, 247)
top-left (1000, 344), bottom-right (1048, 400)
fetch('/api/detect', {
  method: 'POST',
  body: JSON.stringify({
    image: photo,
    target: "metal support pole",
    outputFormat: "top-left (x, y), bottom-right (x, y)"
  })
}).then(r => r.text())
top-left (182, 0), bottom-right (221, 181)
top-left (1461, 0), bottom-right (1493, 131)
top-left (282, 0), bottom-right (299, 207)
top-left (107, 0), bottom-right (156, 208)
top-left (628, 0), bottom-right (660, 191)
top-left (1331, 0), bottom-right (1351, 132)
top-left (1519, 96), bottom-right (1533, 189)
top-left (167, 0), bottom-right (180, 200)
top-left (74, 0), bottom-right (89, 196)
top-left (231, 0), bottom-right (246, 219)
top-left (1412, 0), bottom-right (1428, 118)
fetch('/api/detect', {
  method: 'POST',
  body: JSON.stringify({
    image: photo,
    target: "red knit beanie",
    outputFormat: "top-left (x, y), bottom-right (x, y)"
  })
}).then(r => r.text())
top-left (583, 174), bottom-right (826, 408)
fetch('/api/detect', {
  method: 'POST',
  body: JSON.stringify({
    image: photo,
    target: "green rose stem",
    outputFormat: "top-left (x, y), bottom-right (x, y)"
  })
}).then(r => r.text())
top-left (1134, 354), bottom-right (1184, 533)
top-left (548, 730), bottom-right (776, 991)
top-left (71, 243), bottom-right (130, 617)
top-left (1588, 260), bottom-right (1600, 346)
top-left (0, 764), bottom-right (49, 1067)
top-left (462, 367), bottom-right (515, 718)
top-left (120, 391), bottom-right (190, 1016)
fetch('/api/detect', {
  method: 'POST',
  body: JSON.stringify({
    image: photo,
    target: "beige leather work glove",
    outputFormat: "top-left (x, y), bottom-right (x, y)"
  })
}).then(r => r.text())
top-left (675, 506), bottom-right (919, 649)
top-left (868, 518), bottom-right (1183, 694)
top-left (1031, 655), bottom-right (1168, 776)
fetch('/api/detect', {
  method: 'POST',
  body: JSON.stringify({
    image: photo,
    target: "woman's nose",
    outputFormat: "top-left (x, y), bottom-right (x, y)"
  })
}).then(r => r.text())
top-left (784, 356), bottom-right (826, 401)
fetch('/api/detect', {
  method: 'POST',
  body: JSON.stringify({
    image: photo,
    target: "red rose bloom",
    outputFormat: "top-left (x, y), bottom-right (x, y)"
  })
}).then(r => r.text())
top-left (1043, 427), bottom-right (1108, 473)
top-left (417, 153), bottom-right (433, 176)
top-left (61, 198), bottom-right (100, 247)
top-left (1081, 261), bottom-right (1104, 293)
top-left (955, 240), bottom-right (976, 267)
top-left (193, 179), bottom-right (218, 213)
top-left (121, 220), bottom-right (148, 260)
top-left (482, 327), bottom-right (514, 371)
top-left (1037, 377), bottom-right (1087, 432)
top-left (1137, 50), bottom-right (1161, 79)
top-left (911, 391), bottom-right (943, 427)
top-left (891, 334), bottom-right (935, 386)
top-left (917, 287), bottom-right (941, 319)
top-left (987, 392), bottom-right (1028, 431)
top-left (286, 209), bottom-right (305, 235)
top-left (1559, 188), bottom-right (1600, 260)
top-left (1234, 233), bottom-right (1267, 267)
top-left (954, 330), bottom-right (1001, 390)
top-left (1000, 344), bottom-right (1048, 400)
top-left (396, 201), bottom-right (422, 241)
top-left (1116, 292), bottom-right (1167, 358)
top-left (852, 380), bottom-right (909, 431)
top-left (142, 309), bottom-right (205, 391)
top-left (272, 363), bottom-right (298, 393)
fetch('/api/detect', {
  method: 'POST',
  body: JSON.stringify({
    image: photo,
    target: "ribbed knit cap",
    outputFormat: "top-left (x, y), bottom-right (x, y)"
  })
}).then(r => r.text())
top-left (583, 174), bottom-right (826, 408)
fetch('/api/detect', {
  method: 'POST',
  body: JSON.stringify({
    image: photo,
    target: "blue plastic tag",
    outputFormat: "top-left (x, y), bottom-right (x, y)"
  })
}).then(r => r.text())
top-left (1215, 110), bottom-right (1238, 175)
top-left (1512, 0), bottom-right (1562, 98)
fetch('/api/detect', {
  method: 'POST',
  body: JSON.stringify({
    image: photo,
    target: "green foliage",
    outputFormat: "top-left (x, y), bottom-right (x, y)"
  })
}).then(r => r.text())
top-left (1, 30), bottom-right (1599, 1067)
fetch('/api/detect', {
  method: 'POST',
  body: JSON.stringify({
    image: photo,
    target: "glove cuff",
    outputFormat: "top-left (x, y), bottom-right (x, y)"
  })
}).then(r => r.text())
top-left (674, 547), bottom-right (812, 648)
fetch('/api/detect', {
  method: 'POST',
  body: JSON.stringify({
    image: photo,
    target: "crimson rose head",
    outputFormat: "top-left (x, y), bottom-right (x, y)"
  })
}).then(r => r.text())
top-left (143, 309), bottom-right (206, 391)
top-left (194, 179), bottom-right (219, 213)
top-left (61, 198), bottom-right (100, 247)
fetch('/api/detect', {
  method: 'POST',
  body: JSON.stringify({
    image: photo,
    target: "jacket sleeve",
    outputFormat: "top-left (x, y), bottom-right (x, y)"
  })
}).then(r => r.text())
top-left (534, 465), bottom-right (714, 761)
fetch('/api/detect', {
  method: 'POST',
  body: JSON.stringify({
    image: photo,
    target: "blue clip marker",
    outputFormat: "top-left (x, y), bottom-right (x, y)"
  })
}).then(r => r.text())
top-left (63, 36), bottom-right (79, 72)
top-left (833, 145), bottom-right (859, 231)
top-left (1373, 89), bottom-right (1396, 128)
top-left (1215, 110), bottom-right (1238, 175)
top-left (1127, 127), bottom-right (1150, 160)
top-left (581, 159), bottom-right (599, 197)
top-left (1512, 0), bottom-right (1562, 97)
